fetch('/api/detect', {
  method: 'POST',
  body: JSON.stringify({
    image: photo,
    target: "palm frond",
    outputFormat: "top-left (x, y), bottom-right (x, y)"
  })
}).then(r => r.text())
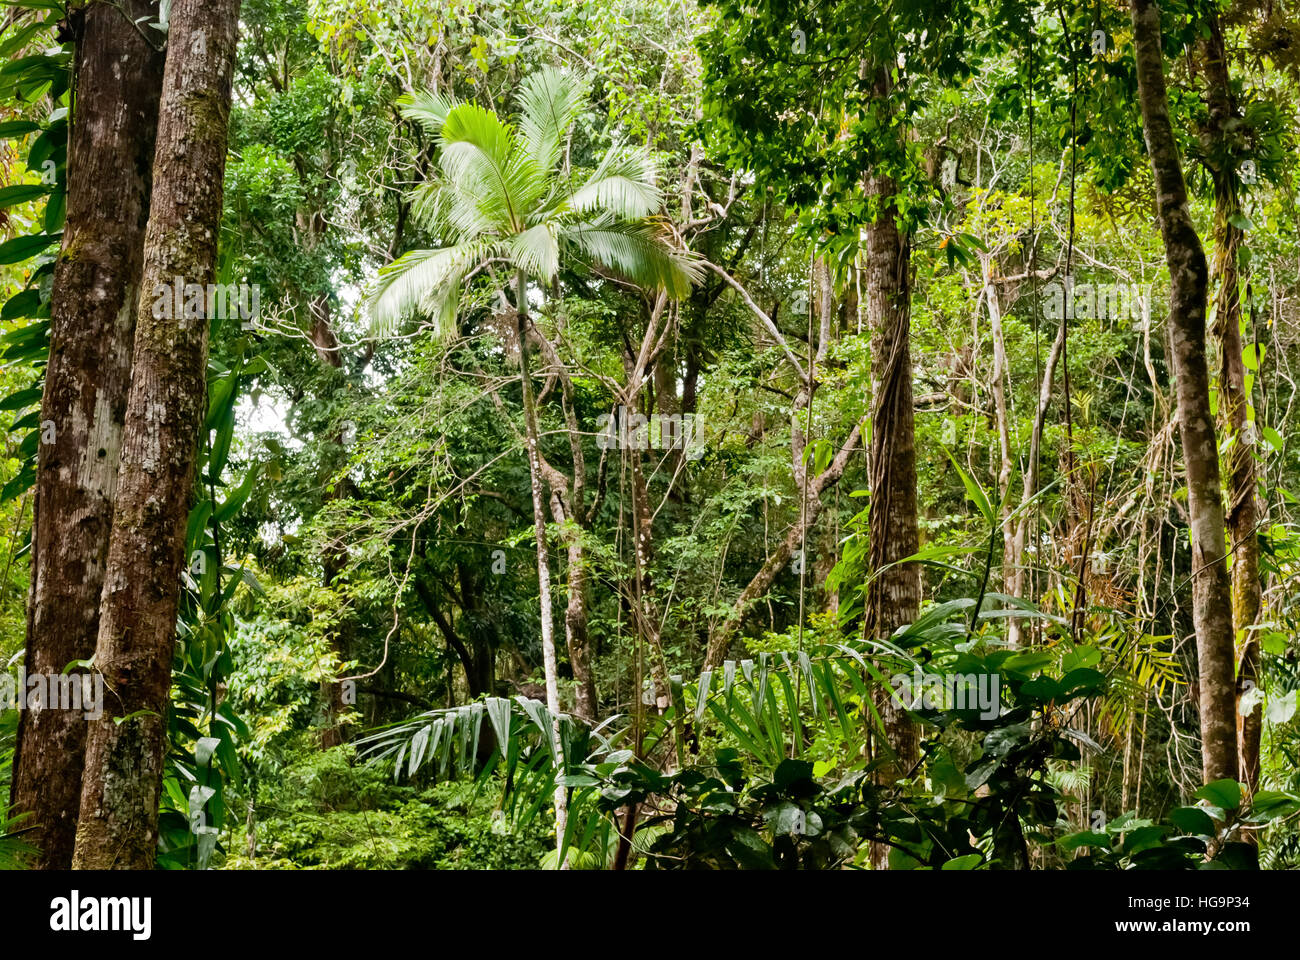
top-left (440, 103), bottom-right (540, 230)
top-left (566, 144), bottom-right (661, 220)
top-left (562, 220), bottom-right (703, 297)
top-left (399, 89), bottom-right (460, 136)
top-left (411, 177), bottom-right (494, 243)
top-left (516, 66), bottom-right (588, 179)
top-left (373, 70), bottom-right (701, 350)
top-left (0, 809), bottom-right (34, 870)
top-left (365, 239), bottom-right (496, 337)
top-left (508, 222), bottom-right (561, 283)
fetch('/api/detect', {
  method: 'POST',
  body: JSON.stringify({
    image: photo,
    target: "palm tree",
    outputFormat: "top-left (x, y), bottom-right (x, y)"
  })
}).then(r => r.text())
top-left (366, 66), bottom-right (700, 862)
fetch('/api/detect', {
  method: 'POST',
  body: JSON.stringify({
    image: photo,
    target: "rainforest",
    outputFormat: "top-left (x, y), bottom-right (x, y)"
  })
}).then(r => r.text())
top-left (0, 0), bottom-right (1298, 885)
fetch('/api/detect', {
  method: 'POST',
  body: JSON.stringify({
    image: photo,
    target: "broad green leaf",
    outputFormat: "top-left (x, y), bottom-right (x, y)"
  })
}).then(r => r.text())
top-left (1194, 779), bottom-right (1242, 811)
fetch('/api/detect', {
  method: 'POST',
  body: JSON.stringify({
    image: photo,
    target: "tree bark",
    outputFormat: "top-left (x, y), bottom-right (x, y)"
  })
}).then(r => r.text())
top-left (862, 172), bottom-right (920, 775)
top-left (1130, 0), bottom-right (1238, 784)
top-left (530, 322), bottom-right (599, 721)
top-left (72, 0), bottom-right (242, 869)
top-left (859, 68), bottom-right (920, 869)
top-left (1199, 11), bottom-right (1262, 793)
top-left (9, 0), bottom-right (164, 870)
top-left (983, 267), bottom-right (1017, 631)
top-left (629, 447), bottom-right (674, 717)
top-left (311, 296), bottom-right (354, 749)
top-left (562, 533), bottom-right (596, 720)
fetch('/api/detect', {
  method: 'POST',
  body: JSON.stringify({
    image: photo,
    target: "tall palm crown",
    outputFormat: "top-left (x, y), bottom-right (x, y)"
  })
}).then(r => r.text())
top-left (367, 67), bottom-right (701, 334)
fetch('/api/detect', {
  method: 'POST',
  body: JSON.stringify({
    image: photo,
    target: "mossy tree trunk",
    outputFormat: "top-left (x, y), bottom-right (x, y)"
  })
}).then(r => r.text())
top-left (72, 0), bottom-right (242, 869)
top-left (1130, 0), bottom-right (1239, 785)
top-left (1199, 10), bottom-right (1263, 794)
top-left (9, 0), bottom-right (164, 870)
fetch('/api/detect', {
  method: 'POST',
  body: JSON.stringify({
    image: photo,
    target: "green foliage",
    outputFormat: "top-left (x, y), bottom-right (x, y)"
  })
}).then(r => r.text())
top-left (1057, 779), bottom-right (1300, 870)
top-left (0, 708), bottom-right (34, 868)
top-left (367, 65), bottom-right (701, 336)
top-left (223, 743), bottom-right (550, 869)
top-left (7, 0), bottom-right (1300, 874)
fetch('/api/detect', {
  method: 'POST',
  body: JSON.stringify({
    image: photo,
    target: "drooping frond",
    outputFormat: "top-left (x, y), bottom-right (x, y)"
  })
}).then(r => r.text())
top-left (398, 89), bottom-right (460, 136)
top-left (515, 66), bottom-right (588, 179)
top-left (562, 220), bottom-right (704, 298)
top-left (365, 239), bottom-right (497, 338)
top-left (411, 174), bottom-right (495, 242)
top-left (566, 143), bottom-right (661, 220)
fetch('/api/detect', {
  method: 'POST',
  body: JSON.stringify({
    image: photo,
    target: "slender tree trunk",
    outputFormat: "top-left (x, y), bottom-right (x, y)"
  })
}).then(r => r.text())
top-left (1007, 324), bottom-right (1066, 647)
top-left (530, 326), bottom-right (598, 720)
top-left (861, 69), bottom-right (920, 868)
top-left (72, 0), bottom-right (242, 869)
top-left (629, 448), bottom-right (676, 739)
top-left (459, 562), bottom-right (499, 701)
top-left (416, 565), bottom-right (498, 710)
top-left (1130, 0), bottom-right (1238, 784)
top-left (984, 268), bottom-right (1015, 596)
top-left (562, 535), bottom-right (597, 720)
top-left (514, 272), bottom-right (569, 863)
top-left (311, 297), bottom-right (353, 749)
top-left (9, 0), bottom-right (164, 870)
top-left (1200, 12), bottom-right (1262, 793)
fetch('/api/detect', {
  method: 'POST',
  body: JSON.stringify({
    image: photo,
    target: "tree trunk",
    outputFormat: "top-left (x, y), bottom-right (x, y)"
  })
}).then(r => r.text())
top-left (563, 533), bottom-right (597, 720)
top-left (629, 448), bottom-right (674, 721)
top-left (311, 296), bottom-right (353, 749)
top-left (861, 69), bottom-right (920, 868)
top-left (514, 273), bottom-right (568, 863)
top-left (9, 0), bottom-right (164, 871)
top-left (72, 0), bottom-right (242, 869)
top-left (529, 324), bottom-right (598, 721)
top-left (984, 269), bottom-right (1015, 592)
top-left (458, 562), bottom-right (499, 700)
top-left (863, 176), bottom-right (920, 766)
top-left (1200, 11), bottom-right (1262, 793)
top-left (1130, 0), bottom-right (1238, 784)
